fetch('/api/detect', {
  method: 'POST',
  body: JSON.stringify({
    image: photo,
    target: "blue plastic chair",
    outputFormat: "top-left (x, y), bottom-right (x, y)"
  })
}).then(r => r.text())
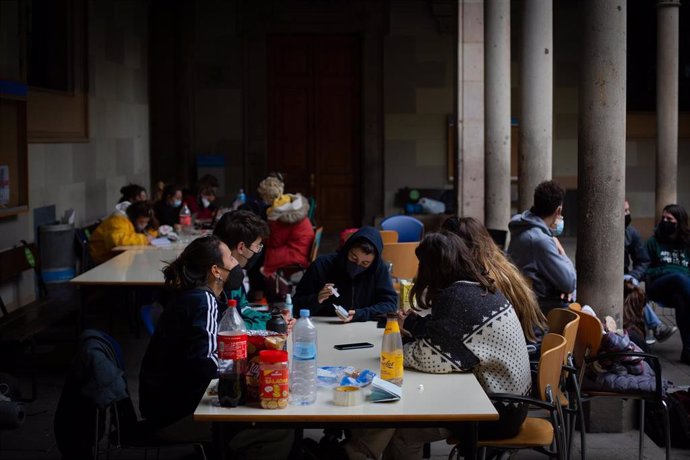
top-left (380, 215), bottom-right (424, 243)
top-left (139, 303), bottom-right (162, 336)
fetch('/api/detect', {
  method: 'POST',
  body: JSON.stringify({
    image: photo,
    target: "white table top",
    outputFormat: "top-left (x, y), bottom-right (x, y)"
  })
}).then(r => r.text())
top-left (194, 318), bottom-right (498, 423)
top-left (71, 248), bottom-right (182, 286)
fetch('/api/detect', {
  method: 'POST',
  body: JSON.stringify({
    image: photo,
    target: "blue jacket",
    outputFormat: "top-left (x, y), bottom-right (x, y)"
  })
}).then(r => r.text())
top-left (139, 287), bottom-right (222, 430)
top-left (507, 211), bottom-right (576, 300)
top-left (293, 226), bottom-right (398, 321)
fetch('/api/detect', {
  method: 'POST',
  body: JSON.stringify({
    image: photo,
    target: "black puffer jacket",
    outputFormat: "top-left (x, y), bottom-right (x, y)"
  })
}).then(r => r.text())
top-left (293, 226), bottom-right (397, 321)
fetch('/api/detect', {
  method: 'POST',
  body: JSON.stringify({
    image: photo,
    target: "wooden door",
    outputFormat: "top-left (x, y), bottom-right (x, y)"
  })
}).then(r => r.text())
top-left (268, 35), bottom-right (360, 231)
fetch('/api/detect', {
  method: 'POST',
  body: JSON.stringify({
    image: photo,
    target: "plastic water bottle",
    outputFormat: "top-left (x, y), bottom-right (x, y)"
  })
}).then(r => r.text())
top-left (238, 188), bottom-right (247, 205)
top-left (282, 293), bottom-right (293, 319)
top-left (290, 309), bottom-right (317, 405)
top-left (179, 203), bottom-right (192, 229)
top-left (217, 299), bottom-right (247, 407)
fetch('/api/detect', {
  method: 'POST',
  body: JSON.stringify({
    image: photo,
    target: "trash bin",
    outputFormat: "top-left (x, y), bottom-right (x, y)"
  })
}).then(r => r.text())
top-left (39, 223), bottom-right (76, 284)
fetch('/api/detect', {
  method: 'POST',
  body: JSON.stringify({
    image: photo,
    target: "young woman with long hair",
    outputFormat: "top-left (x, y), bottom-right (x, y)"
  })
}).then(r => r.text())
top-left (443, 216), bottom-right (547, 345)
top-left (645, 203), bottom-right (690, 363)
top-left (342, 232), bottom-right (531, 460)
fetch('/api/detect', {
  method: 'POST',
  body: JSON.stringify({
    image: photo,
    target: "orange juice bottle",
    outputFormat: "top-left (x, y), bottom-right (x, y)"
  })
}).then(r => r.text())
top-left (380, 313), bottom-right (403, 386)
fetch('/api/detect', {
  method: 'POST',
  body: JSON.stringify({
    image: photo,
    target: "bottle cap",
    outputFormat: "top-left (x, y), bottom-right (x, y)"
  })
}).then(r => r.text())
top-left (299, 309), bottom-right (310, 318)
top-left (227, 299), bottom-right (237, 307)
top-left (259, 350), bottom-right (288, 364)
top-left (285, 293), bottom-right (292, 303)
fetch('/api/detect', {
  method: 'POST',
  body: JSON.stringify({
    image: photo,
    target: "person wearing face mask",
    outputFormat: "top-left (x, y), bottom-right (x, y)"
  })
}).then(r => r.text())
top-left (624, 200), bottom-right (677, 344)
top-left (645, 204), bottom-right (690, 364)
top-left (153, 183), bottom-right (183, 227)
top-left (183, 174), bottom-right (219, 221)
top-left (293, 226), bottom-right (397, 322)
top-left (88, 201), bottom-right (157, 265)
top-left (139, 236), bottom-right (295, 459)
top-left (213, 210), bottom-right (278, 329)
top-left (508, 180), bottom-right (576, 314)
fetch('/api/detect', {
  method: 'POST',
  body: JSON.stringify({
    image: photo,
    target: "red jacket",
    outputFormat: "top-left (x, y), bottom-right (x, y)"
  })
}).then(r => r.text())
top-left (263, 218), bottom-right (314, 274)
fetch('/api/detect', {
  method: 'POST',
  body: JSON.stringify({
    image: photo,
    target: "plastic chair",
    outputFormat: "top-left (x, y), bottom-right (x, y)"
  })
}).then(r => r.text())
top-left (569, 305), bottom-right (671, 460)
top-left (379, 230), bottom-right (399, 244)
top-left (450, 333), bottom-right (568, 460)
top-left (547, 308), bottom-right (582, 460)
top-left (380, 215), bottom-right (424, 243)
top-left (381, 242), bottom-right (419, 280)
top-left (139, 303), bottom-right (162, 336)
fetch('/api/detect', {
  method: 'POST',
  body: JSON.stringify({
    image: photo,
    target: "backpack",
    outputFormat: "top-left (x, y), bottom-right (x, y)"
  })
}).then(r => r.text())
top-left (645, 389), bottom-right (690, 448)
top-left (54, 330), bottom-right (138, 460)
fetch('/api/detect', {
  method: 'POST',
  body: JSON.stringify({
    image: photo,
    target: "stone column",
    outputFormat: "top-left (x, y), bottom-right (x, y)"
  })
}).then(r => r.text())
top-left (518, 0), bottom-right (552, 212)
top-left (577, 1), bottom-right (627, 324)
top-left (655, 0), bottom-right (680, 218)
top-left (484, 0), bottom-right (511, 230)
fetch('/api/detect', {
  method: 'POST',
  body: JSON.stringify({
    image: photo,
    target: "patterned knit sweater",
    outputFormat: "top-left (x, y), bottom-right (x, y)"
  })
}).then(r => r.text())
top-left (403, 281), bottom-right (532, 399)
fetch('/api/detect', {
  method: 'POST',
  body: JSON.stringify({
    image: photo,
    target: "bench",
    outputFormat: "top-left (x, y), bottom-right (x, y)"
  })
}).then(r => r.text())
top-left (0, 241), bottom-right (78, 401)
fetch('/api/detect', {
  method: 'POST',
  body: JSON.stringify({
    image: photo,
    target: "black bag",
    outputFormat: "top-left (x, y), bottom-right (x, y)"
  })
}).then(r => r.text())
top-left (645, 390), bottom-right (690, 448)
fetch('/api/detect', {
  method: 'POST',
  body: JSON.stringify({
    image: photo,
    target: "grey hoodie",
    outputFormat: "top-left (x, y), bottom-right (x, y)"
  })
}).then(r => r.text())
top-left (507, 210), bottom-right (576, 300)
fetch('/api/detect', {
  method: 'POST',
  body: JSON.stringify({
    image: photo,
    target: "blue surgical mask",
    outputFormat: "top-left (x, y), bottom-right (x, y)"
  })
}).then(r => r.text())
top-left (553, 217), bottom-right (564, 236)
top-left (136, 223), bottom-right (147, 233)
top-left (173, 199), bottom-right (182, 208)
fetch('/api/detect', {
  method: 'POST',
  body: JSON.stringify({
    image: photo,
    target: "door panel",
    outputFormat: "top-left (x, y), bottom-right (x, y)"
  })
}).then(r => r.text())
top-left (268, 35), bottom-right (360, 231)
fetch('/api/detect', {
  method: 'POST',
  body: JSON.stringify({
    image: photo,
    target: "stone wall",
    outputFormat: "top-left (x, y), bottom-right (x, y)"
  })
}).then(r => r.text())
top-left (0, 0), bottom-right (149, 311)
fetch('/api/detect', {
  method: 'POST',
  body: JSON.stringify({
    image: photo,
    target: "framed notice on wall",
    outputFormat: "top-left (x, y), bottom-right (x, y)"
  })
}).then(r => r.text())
top-left (0, 82), bottom-right (29, 217)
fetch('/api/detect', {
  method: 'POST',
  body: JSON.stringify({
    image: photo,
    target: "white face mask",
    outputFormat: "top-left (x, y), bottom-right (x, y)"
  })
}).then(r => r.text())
top-left (201, 197), bottom-right (211, 208)
top-left (136, 223), bottom-right (147, 232)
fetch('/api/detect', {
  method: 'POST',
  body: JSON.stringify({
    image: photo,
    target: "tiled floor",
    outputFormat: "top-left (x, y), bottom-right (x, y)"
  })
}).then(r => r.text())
top-left (2, 237), bottom-right (690, 459)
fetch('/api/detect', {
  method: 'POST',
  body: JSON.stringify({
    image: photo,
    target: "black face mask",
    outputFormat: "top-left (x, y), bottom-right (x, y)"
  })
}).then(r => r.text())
top-left (242, 249), bottom-right (260, 271)
top-left (225, 265), bottom-right (245, 291)
top-left (346, 261), bottom-right (367, 278)
top-left (658, 220), bottom-right (677, 240)
top-left (625, 214), bottom-right (632, 228)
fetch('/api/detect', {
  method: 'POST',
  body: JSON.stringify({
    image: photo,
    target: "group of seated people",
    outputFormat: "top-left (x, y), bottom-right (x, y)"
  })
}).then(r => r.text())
top-left (87, 173), bottom-right (317, 298)
top-left (88, 171), bottom-right (690, 459)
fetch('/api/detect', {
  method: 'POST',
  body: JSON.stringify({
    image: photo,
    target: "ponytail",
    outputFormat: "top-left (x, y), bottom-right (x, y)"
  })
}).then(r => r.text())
top-left (162, 235), bottom-right (224, 289)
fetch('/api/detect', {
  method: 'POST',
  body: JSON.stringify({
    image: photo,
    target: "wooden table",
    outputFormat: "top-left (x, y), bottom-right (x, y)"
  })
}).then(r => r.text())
top-left (194, 318), bottom-right (497, 459)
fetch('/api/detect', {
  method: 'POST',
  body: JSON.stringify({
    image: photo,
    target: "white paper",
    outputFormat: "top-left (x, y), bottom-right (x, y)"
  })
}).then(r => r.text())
top-left (151, 237), bottom-right (172, 247)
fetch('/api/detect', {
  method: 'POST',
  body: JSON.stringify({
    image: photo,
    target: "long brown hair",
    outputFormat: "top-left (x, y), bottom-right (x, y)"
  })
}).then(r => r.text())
top-left (443, 216), bottom-right (547, 343)
top-left (409, 232), bottom-right (495, 311)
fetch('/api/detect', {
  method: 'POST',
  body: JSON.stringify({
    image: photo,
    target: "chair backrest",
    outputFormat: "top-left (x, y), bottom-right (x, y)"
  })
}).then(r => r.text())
top-left (547, 308), bottom-right (580, 365)
top-left (380, 215), bottom-right (424, 243)
top-left (310, 227), bottom-right (323, 263)
top-left (569, 306), bottom-right (604, 370)
top-left (381, 242), bottom-right (419, 280)
top-left (379, 230), bottom-right (399, 244)
top-left (140, 304), bottom-right (163, 336)
top-left (538, 333), bottom-right (567, 402)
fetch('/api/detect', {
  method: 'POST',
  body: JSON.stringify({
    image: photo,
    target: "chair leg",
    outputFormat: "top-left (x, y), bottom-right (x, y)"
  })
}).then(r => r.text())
top-left (661, 399), bottom-right (671, 460)
top-left (638, 399), bottom-right (645, 460)
top-left (570, 374), bottom-right (586, 460)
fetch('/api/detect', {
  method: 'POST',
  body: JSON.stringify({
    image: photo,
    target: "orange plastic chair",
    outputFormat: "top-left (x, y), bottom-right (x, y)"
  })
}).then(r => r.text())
top-left (459, 333), bottom-right (568, 460)
top-left (381, 242), bottom-right (419, 280)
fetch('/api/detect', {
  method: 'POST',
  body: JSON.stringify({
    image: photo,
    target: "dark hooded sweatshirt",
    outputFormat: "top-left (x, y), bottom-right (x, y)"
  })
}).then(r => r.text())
top-left (293, 226), bottom-right (398, 321)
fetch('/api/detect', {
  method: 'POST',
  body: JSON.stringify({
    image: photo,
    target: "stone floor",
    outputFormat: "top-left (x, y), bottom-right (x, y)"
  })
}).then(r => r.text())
top-left (1, 237), bottom-right (690, 459)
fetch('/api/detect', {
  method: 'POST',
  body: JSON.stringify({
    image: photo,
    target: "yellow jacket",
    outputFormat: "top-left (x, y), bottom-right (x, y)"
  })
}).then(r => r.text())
top-left (89, 213), bottom-right (152, 264)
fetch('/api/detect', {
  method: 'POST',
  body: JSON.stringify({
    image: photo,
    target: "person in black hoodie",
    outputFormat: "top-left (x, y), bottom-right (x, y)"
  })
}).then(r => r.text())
top-left (293, 226), bottom-right (397, 321)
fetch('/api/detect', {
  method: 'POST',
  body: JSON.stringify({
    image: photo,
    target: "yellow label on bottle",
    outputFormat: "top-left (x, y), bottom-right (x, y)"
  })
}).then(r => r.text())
top-left (384, 319), bottom-right (400, 334)
top-left (380, 350), bottom-right (404, 381)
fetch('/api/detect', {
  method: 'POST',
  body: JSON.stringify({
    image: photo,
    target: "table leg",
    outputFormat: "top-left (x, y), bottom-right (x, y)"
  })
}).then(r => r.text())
top-left (467, 421), bottom-right (478, 460)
